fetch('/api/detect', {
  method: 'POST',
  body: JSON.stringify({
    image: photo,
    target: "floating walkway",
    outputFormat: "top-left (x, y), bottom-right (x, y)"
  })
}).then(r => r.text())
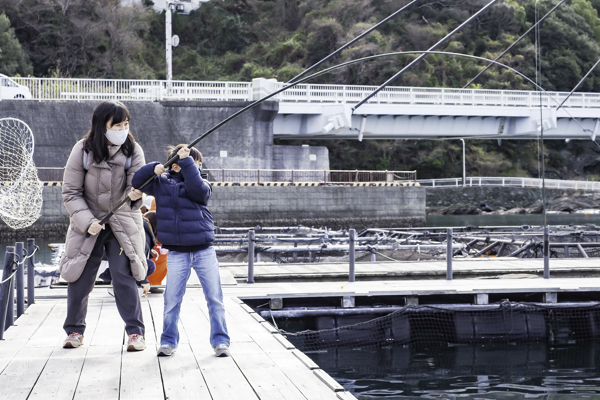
top-left (0, 285), bottom-right (355, 400)
top-left (4, 258), bottom-right (600, 399)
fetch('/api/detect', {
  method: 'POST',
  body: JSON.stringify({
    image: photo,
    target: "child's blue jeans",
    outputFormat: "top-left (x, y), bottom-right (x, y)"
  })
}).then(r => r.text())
top-left (161, 246), bottom-right (230, 348)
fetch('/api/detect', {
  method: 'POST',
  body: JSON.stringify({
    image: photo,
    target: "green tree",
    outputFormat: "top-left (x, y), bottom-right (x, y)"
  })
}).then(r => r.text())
top-left (0, 13), bottom-right (32, 76)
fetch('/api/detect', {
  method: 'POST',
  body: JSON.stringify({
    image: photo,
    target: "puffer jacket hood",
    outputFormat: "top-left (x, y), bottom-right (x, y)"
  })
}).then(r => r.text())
top-left (59, 139), bottom-right (148, 282)
top-left (132, 156), bottom-right (215, 247)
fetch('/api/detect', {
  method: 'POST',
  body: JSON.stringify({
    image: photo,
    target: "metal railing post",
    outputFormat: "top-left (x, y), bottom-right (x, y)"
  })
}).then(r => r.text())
top-left (0, 247), bottom-right (15, 336)
top-left (15, 242), bottom-right (24, 318)
top-left (27, 239), bottom-right (35, 306)
top-left (446, 228), bottom-right (453, 280)
top-left (349, 229), bottom-right (356, 282)
top-left (247, 230), bottom-right (255, 284)
top-left (543, 226), bottom-right (550, 279)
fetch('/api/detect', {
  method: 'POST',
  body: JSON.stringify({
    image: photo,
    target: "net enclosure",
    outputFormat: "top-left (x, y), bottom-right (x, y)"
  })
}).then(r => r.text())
top-left (0, 118), bottom-right (43, 229)
top-left (280, 301), bottom-right (600, 352)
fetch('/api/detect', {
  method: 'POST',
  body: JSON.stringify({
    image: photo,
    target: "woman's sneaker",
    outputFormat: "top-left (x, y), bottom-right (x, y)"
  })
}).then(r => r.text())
top-left (213, 344), bottom-right (231, 357)
top-left (157, 344), bottom-right (177, 356)
top-left (63, 332), bottom-right (83, 348)
top-left (127, 334), bottom-right (146, 351)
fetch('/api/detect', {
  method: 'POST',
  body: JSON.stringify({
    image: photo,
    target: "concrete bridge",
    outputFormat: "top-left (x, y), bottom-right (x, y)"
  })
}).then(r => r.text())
top-left (7, 77), bottom-right (600, 141)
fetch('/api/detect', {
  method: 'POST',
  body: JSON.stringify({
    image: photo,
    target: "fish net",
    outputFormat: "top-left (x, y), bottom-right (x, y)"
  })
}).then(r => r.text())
top-left (280, 301), bottom-right (600, 351)
top-left (0, 118), bottom-right (43, 229)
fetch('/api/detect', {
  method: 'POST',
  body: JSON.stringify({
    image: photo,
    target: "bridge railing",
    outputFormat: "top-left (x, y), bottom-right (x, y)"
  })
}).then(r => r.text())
top-left (204, 169), bottom-right (416, 184)
top-left (418, 177), bottom-right (600, 191)
top-left (8, 76), bottom-right (600, 108)
top-left (11, 77), bottom-right (253, 102)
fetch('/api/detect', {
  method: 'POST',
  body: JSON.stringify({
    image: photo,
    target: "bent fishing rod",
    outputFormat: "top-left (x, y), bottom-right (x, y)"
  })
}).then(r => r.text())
top-left (90, 2), bottom-right (419, 228)
top-left (92, 48), bottom-right (550, 231)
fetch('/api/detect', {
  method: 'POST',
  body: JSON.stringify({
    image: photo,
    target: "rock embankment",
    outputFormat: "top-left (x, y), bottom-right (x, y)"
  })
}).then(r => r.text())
top-left (426, 187), bottom-right (600, 215)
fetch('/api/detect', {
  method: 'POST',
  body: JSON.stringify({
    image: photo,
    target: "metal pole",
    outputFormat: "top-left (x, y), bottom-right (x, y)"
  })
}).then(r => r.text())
top-left (27, 238), bottom-right (35, 306)
top-left (446, 228), bottom-right (453, 280)
top-left (15, 242), bottom-right (24, 318)
top-left (349, 229), bottom-right (356, 282)
top-left (543, 226), bottom-right (550, 279)
top-left (0, 247), bottom-right (15, 336)
top-left (165, 3), bottom-right (173, 83)
top-left (247, 230), bottom-right (255, 284)
top-left (460, 139), bottom-right (466, 187)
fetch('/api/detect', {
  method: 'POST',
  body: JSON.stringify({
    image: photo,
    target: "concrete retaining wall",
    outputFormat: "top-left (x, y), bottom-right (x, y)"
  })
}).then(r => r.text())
top-left (0, 100), bottom-right (328, 171)
top-left (0, 185), bottom-right (425, 238)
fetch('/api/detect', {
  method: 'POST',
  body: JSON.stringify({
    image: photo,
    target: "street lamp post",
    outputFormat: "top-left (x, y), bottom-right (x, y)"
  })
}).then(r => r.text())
top-left (460, 138), bottom-right (466, 187)
top-left (165, 2), bottom-right (182, 88)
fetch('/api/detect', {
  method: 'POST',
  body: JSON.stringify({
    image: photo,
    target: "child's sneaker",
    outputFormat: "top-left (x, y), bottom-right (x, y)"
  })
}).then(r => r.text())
top-left (63, 332), bottom-right (83, 348)
top-left (127, 334), bottom-right (146, 351)
top-left (213, 343), bottom-right (230, 357)
top-left (157, 344), bottom-right (177, 356)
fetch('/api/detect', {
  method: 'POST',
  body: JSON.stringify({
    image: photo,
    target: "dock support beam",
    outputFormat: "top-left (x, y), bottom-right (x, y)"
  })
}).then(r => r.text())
top-left (342, 296), bottom-right (355, 308)
top-left (0, 247), bottom-right (15, 339)
top-left (543, 226), bottom-right (550, 279)
top-left (446, 228), bottom-right (453, 280)
top-left (474, 293), bottom-right (489, 305)
top-left (405, 296), bottom-right (418, 306)
top-left (544, 292), bottom-right (557, 303)
top-left (247, 229), bottom-right (255, 284)
top-left (349, 229), bottom-right (356, 282)
top-left (27, 239), bottom-right (35, 306)
top-left (15, 242), bottom-right (24, 318)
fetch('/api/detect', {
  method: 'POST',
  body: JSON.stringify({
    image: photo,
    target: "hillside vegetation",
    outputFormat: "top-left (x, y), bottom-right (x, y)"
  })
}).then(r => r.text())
top-left (2, 0), bottom-right (600, 179)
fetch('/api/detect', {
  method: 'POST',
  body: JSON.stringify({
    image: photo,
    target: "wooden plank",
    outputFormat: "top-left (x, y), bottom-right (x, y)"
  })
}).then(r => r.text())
top-left (140, 298), bottom-right (157, 346)
top-left (1, 302), bottom-right (56, 343)
top-left (0, 303), bottom-right (56, 373)
top-left (189, 340), bottom-right (259, 400)
top-left (0, 347), bottom-right (53, 400)
top-left (232, 341), bottom-right (306, 400)
top-left (90, 300), bottom-right (125, 346)
top-left (313, 369), bottom-right (345, 392)
top-left (159, 343), bottom-right (211, 399)
top-left (28, 348), bottom-right (88, 400)
top-left (266, 350), bottom-right (340, 400)
top-left (25, 302), bottom-right (68, 348)
top-left (73, 345), bottom-right (122, 400)
top-left (120, 343), bottom-right (163, 400)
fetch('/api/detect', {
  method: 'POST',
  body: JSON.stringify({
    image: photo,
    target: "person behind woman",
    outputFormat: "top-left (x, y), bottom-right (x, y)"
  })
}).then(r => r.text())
top-left (60, 100), bottom-right (148, 351)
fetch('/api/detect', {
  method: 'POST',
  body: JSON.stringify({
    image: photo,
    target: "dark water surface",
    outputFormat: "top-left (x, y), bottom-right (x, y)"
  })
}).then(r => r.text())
top-left (309, 343), bottom-right (600, 399)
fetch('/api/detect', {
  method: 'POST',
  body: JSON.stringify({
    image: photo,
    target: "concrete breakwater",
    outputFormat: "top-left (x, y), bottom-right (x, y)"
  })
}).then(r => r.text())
top-left (426, 186), bottom-right (600, 215)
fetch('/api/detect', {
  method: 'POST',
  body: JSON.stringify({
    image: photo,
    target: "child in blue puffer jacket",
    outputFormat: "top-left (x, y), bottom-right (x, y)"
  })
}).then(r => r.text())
top-left (132, 144), bottom-right (230, 358)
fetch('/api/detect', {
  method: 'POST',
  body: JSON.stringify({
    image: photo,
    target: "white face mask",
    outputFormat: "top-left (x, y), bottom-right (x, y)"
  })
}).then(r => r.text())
top-left (105, 127), bottom-right (129, 145)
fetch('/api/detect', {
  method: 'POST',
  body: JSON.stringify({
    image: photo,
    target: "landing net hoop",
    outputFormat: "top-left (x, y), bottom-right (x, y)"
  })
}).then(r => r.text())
top-left (0, 118), bottom-right (43, 230)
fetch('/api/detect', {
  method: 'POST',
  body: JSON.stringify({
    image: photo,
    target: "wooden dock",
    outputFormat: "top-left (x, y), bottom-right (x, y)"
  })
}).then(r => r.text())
top-left (4, 257), bottom-right (600, 399)
top-left (0, 284), bottom-right (356, 400)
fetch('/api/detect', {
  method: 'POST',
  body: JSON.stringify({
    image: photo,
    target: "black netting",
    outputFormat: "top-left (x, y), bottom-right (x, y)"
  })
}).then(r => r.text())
top-left (281, 301), bottom-right (600, 352)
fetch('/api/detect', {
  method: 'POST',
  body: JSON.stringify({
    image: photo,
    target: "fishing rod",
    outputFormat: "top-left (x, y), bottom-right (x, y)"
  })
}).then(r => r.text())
top-left (463, 0), bottom-right (567, 88)
top-left (93, 49), bottom-right (546, 229)
top-left (352, 0), bottom-right (500, 112)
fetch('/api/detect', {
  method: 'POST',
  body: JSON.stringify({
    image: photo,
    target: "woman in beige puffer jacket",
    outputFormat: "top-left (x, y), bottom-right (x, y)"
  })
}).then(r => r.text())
top-left (60, 101), bottom-right (148, 352)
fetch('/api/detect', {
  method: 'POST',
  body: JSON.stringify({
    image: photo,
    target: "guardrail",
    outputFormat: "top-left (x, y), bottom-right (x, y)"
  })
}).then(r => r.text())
top-left (8, 77), bottom-right (600, 108)
top-left (417, 177), bottom-right (600, 191)
top-left (36, 168), bottom-right (417, 184)
top-left (0, 240), bottom-right (37, 339)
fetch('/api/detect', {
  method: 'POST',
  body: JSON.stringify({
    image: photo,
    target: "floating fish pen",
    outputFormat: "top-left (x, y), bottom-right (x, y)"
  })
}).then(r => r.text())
top-left (243, 292), bottom-right (600, 352)
top-left (212, 224), bottom-right (600, 263)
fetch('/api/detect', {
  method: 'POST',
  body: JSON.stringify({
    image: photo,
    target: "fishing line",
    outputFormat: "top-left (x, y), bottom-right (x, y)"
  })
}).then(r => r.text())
top-left (352, 0), bottom-right (500, 112)
top-left (464, 0), bottom-right (567, 88)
